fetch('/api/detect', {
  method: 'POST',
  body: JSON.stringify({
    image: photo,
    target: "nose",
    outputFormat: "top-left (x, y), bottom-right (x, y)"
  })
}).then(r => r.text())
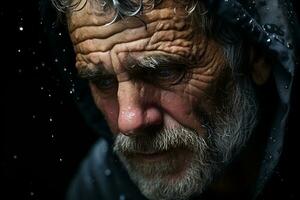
top-left (117, 82), bottom-right (163, 136)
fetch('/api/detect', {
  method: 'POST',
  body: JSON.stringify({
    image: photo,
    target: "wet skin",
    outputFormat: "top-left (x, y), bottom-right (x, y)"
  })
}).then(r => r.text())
top-left (67, 0), bottom-right (230, 160)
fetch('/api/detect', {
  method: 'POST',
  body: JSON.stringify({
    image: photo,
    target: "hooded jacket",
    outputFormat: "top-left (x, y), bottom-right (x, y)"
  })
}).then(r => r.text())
top-left (40, 0), bottom-right (299, 199)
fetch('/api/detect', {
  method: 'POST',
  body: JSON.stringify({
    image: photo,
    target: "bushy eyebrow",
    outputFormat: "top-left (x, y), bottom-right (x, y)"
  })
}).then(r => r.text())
top-left (77, 54), bottom-right (192, 80)
top-left (78, 65), bottom-right (111, 81)
top-left (128, 54), bottom-right (193, 72)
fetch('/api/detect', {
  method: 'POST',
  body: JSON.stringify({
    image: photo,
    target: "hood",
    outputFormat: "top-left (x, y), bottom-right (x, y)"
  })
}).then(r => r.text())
top-left (39, 0), bottom-right (299, 198)
top-left (203, 0), bottom-right (299, 197)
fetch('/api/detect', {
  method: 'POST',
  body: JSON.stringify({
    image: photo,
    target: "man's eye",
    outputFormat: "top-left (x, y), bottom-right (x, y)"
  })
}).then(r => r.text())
top-left (152, 67), bottom-right (185, 86)
top-left (92, 76), bottom-right (117, 91)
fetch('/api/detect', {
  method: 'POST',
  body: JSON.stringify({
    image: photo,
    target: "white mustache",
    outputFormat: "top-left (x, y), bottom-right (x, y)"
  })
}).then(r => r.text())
top-left (113, 127), bottom-right (208, 154)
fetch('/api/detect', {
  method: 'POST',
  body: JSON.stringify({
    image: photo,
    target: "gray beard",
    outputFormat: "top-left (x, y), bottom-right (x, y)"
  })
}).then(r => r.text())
top-left (113, 77), bottom-right (258, 200)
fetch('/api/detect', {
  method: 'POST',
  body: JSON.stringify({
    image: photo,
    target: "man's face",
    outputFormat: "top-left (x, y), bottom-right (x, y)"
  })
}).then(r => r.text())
top-left (67, 0), bottom-right (257, 199)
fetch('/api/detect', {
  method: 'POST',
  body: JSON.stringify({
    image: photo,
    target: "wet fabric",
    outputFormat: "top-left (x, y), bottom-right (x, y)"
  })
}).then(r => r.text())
top-left (203, 0), bottom-right (299, 197)
top-left (39, 0), bottom-right (299, 199)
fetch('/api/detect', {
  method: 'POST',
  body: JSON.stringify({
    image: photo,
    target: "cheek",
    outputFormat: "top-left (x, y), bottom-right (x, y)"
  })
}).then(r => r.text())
top-left (160, 90), bottom-right (204, 134)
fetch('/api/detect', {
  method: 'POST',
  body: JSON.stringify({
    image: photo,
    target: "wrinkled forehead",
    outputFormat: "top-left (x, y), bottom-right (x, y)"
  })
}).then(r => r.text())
top-left (67, 0), bottom-right (195, 31)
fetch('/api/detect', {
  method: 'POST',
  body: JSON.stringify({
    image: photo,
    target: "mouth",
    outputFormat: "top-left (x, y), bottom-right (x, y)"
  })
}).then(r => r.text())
top-left (125, 148), bottom-right (191, 163)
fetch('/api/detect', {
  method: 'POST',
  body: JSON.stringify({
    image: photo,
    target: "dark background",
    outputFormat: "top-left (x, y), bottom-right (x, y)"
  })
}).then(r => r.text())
top-left (3, 0), bottom-right (300, 200)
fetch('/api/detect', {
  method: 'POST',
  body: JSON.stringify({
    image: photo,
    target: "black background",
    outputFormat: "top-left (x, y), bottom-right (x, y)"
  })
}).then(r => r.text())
top-left (3, 1), bottom-right (300, 200)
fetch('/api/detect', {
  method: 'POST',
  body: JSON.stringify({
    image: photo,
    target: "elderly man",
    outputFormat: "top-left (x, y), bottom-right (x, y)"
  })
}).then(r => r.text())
top-left (45, 0), bottom-right (298, 199)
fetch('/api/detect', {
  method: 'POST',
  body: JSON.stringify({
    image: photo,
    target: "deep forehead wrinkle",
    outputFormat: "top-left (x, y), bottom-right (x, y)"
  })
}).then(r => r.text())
top-left (78, 53), bottom-right (193, 80)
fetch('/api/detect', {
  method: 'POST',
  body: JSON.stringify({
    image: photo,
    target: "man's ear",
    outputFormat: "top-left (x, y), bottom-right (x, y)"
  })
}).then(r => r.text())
top-left (250, 49), bottom-right (272, 85)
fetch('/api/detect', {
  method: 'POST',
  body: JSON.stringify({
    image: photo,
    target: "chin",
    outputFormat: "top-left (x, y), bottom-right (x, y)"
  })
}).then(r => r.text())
top-left (117, 149), bottom-right (217, 200)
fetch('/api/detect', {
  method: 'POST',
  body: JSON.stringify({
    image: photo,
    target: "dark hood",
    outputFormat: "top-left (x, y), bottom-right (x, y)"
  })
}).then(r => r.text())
top-left (203, 0), bottom-right (299, 197)
top-left (39, 0), bottom-right (299, 198)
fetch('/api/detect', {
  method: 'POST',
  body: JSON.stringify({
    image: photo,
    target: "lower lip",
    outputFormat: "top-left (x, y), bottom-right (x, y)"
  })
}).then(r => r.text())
top-left (128, 148), bottom-right (185, 162)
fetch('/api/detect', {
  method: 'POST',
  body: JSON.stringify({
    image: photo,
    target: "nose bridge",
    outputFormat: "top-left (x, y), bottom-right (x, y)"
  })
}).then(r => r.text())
top-left (117, 81), bottom-right (162, 135)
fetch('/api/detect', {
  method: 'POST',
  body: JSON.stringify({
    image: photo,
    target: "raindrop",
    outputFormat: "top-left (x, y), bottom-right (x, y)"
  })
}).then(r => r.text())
top-left (269, 155), bottom-right (273, 159)
top-left (32, 115), bottom-right (36, 119)
top-left (35, 66), bottom-right (39, 70)
top-left (30, 192), bottom-right (34, 196)
top-left (284, 85), bottom-right (289, 89)
top-left (263, 24), bottom-right (284, 36)
top-left (58, 32), bottom-right (62, 36)
top-left (286, 42), bottom-right (293, 49)
top-left (59, 158), bottom-right (63, 162)
top-left (48, 94), bottom-right (52, 97)
top-left (62, 48), bottom-right (66, 52)
top-left (69, 90), bottom-right (73, 94)
top-left (54, 58), bottom-right (59, 63)
top-left (17, 49), bottom-right (21, 53)
top-left (40, 86), bottom-right (44, 90)
top-left (13, 155), bottom-right (18, 159)
top-left (51, 134), bottom-right (55, 139)
top-left (266, 38), bottom-right (271, 43)
top-left (119, 194), bottom-right (126, 200)
top-left (18, 69), bottom-right (22, 73)
top-left (63, 67), bottom-right (67, 72)
top-left (41, 62), bottom-right (45, 67)
top-left (49, 117), bottom-right (53, 122)
top-left (104, 169), bottom-right (111, 176)
top-left (19, 26), bottom-right (24, 31)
